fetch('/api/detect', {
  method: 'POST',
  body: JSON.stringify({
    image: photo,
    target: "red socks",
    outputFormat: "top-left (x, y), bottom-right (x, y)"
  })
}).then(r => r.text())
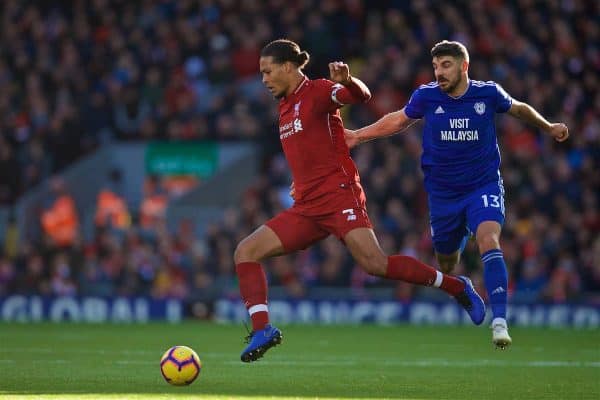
top-left (386, 255), bottom-right (464, 296)
top-left (235, 262), bottom-right (269, 331)
top-left (236, 256), bottom-right (465, 330)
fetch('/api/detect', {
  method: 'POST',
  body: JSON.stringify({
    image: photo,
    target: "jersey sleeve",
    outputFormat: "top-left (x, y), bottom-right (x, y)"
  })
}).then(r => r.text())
top-left (494, 82), bottom-right (513, 113)
top-left (404, 88), bottom-right (425, 119)
top-left (312, 79), bottom-right (342, 113)
top-left (313, 78), bottom-right (371, 113)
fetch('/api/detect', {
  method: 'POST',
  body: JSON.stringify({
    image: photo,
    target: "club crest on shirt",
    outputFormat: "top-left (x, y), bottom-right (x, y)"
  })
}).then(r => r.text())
top-left (474, 102), bottom-right (486, 115)
top-left (294, 101), bottom-right (302, 117)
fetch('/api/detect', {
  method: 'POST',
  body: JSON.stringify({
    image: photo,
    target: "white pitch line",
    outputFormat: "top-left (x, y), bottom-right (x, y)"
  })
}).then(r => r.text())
top-left (226, 360), bottom-right (359, 367)
top-left (381, 360), bottom-right (600, 368)
top-left (4, 347), bottom-right (599, 364)
top-left (225, 359), bottom-right (600, 368)
top-left (0, 347), bottom-right (234, 357)
top-left (1, 347), bottom-right (598, 369)
top-left (0, 359), bottom-right (69, 364)
top-left (0, 357), bottom-right (598, 368)
top-left (114, 360), bottom-right (153, 365)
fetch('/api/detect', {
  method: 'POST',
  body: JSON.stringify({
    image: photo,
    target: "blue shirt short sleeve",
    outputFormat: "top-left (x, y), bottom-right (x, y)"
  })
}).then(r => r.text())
top-left (494, 83), bottom-right (513, 113)
top-left (405, 88), bottom-right (425, 119)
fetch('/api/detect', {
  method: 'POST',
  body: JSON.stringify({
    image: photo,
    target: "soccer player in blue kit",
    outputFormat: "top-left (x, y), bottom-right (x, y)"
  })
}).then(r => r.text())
top-left (345, 41), bottom-right (569, 349)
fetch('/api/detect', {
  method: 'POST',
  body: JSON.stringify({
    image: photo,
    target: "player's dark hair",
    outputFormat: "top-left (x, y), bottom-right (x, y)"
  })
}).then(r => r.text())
top-left (431, 40), bottom-right (470, 62)
top-left (261, 39), bottom-right (310, 69)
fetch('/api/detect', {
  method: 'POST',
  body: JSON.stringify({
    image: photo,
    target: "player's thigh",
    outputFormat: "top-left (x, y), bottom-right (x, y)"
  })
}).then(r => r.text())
top-left (429, 195), bottom-right (469, 255)
top-left (234, 224), bottom-right (287, 263)
top-left (466, 180), bottom-right (505, 237)
top-left (343, 227), bottom-right (387, 275)
top-left (265, 209), bottom-right (329, 253)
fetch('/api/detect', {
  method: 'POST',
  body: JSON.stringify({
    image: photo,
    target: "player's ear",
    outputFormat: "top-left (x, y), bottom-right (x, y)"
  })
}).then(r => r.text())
top-left (462, 59), bottom-right (469, 73)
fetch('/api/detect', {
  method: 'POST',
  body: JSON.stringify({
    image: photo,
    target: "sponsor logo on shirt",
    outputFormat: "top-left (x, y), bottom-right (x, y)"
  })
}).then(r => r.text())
top-left (279, 118), bottom-right (304, 140)
top-left (440, 118), bottom-right (479, 141)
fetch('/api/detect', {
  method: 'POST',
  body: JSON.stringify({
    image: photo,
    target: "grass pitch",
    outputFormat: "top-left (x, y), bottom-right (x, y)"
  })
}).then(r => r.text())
top-left (0, 322), bottom-right (598, 399)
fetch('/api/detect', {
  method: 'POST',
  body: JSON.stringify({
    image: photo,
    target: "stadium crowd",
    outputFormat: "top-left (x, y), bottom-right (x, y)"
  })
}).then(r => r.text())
top-left (0, 0), bottom-right (598, 310)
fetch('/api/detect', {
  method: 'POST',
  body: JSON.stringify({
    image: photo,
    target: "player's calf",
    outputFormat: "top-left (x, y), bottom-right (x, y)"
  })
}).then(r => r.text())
top-left (355, 254), bottom-right (388, 276)
top-left (344, 230), bottom-right (389, 276)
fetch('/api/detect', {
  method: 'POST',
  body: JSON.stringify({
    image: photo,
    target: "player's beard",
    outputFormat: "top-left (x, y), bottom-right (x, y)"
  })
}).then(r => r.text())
top-left (272, 81), bottom-right (288, 99)
top-left (270, 85), bottom-right (285, 99)
top-left (439, 73), bottom-right (463, 94)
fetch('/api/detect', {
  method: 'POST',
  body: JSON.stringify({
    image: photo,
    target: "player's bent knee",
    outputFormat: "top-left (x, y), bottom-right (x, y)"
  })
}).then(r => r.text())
top-left (435, 252), bottom-right (459, 274)
top-left (233, 240), bottom-right (257, 264)
top-left (233, 243), bottom-right (246, 264)
top-left (476, 234), bottom-right (500, 253)
top-left (438, 261), bottom-right (455, 274)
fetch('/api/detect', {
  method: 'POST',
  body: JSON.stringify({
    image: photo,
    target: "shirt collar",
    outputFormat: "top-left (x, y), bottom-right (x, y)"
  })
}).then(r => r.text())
top-left (292, 76), bottom-right (308, 95)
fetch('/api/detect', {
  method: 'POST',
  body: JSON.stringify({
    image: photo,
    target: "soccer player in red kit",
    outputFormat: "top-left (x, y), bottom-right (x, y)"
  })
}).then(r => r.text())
top-left (235, 39), bottom-right (485, 362)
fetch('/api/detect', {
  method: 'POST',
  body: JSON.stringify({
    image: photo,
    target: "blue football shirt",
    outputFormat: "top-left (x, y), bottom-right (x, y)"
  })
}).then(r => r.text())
top-left (404, 80), bottom-right (513, 197)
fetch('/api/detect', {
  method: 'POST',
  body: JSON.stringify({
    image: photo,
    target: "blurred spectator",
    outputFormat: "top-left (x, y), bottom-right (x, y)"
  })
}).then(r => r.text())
top-left (0, 144), bottom-right (20, 204)
top-left (40, 178), bottom-right (79, 248)
top-left (0, 1), bottom-right (596, 307)
top-left (139, 176), bottom-right (168, 231)
top-left (95, 169), bottom-right (131, 231)
top-left (49, 252), bottom-right (77, 296)
top-left (3, 211), bottom-right (19, 260)
top-left (0, 256), bottom-right (17, 295)
top-left (581, 237), bottom-right (600, 304)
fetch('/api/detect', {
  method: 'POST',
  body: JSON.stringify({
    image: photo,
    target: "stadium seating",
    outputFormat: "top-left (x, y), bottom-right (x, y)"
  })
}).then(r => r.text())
top-left (0, 0), bottom-right (597, 308)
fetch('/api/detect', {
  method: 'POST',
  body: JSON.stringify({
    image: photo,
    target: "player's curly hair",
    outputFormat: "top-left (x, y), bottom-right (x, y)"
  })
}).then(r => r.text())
top-left (261, 39), bottom-right (310, 69)
top-left (431, 40), bottom-right (470, 62)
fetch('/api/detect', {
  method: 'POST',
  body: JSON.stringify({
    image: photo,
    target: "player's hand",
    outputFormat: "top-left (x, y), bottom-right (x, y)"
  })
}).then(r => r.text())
top-left (289, 181), bottom-right (295, 201)
top-left (344, 129), bottom-right (361, 149)
top-left (549, 123), bottom-right (569, 142)
top-left (329, 61), bottom-right (352, 85)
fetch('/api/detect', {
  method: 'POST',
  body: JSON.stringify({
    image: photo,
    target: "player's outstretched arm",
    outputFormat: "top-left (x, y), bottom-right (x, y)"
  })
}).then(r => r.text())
top-left (507, 100), bottom-right (569, 142)
top-left (344, 108), bottom-right (418, 149)
top-left (329, 61), bottom-right (371, 104)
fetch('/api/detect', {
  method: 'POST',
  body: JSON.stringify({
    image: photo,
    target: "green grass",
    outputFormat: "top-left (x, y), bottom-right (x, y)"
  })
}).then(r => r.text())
top-left (0, 322), bottom-right (598, 399)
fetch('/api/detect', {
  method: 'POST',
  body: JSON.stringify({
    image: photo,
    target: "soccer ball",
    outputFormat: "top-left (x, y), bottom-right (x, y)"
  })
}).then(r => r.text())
top-left (160, 345), bottom-right (202, 386)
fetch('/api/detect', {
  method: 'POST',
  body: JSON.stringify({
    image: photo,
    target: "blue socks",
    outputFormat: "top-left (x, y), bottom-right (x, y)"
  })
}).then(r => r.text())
top-left (482, 249), bottom-right (507, 319)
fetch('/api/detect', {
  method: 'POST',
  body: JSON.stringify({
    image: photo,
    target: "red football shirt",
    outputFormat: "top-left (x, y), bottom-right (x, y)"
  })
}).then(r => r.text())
top-left (278, 77), bottom-right (362, 203)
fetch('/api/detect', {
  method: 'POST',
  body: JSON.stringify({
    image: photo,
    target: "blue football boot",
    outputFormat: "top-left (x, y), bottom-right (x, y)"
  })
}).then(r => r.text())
top-left (241, 324), bottom-right (283, 362)
top-left (454, 276), bottom-right (486, 325)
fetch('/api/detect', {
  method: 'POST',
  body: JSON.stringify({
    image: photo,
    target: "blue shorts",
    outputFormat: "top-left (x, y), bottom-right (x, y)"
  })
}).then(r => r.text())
top-left (428, 180), bottom-right (505, 255)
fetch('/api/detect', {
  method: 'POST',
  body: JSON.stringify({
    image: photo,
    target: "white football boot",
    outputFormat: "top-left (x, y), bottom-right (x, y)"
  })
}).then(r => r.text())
top-left (492, 318), bottom-right (512, 350)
